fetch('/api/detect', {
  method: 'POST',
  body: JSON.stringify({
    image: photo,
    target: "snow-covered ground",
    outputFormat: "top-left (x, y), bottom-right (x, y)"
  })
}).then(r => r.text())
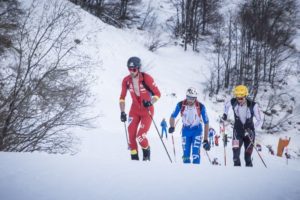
top-left (1, 0), bottom-right (300, 200)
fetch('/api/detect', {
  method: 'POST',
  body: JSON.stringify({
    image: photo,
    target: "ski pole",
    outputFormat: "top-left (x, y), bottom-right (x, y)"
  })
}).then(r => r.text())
top-left (220, 121), bottom-right (227, 166)
top-left (171, 118), bottom-right (180, 162)
top-left (123, 122), bottom-right (130, 150)
top-left (171, 135), bottom-right (177, 162)
top-left (247, 134), bottom-right (267, 168)
top-left (205, 150), bottom-right (212, 165)
top-left (224, 144), bottom-right (227, 166)
top-left (146, 108), bottom-right (173, 163)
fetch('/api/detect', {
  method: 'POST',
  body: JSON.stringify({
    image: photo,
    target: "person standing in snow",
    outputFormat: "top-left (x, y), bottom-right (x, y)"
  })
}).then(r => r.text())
top-left (223, 133), bottom-right (228, 147)
top-left (119, 57), bottom-right (161, 161)
top-left (160, 118), bottom-right (168, 139)
top-left (208, 127), bottom-right (215, 147)
top-left (221, 85), bottom-right (262, 167)
top-left (214, 134), bottom-right (220, 146)
top-left (168, 87), bottom-right (210, 164)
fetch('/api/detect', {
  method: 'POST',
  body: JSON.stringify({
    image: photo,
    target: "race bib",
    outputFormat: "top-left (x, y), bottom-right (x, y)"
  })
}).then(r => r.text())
top-left (232, 139), bottom-right (239, 148)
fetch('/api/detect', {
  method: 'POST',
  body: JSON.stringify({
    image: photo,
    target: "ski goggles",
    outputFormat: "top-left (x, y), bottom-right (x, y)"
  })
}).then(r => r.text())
top-left (128, 68), bottom-right (139, 72)
top-left (237, 97), bottom-right (245, 101)
top-left (186, 96), bottom-right (196, 101)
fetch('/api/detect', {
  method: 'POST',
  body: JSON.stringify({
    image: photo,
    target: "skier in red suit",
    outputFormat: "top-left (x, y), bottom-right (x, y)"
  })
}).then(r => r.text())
top-left (119, 57), bottom-right (161, 161)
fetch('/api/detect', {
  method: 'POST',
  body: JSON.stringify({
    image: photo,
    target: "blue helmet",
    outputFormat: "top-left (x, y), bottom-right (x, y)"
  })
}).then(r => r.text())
top-left (127, 57), bottom-right (141, 69)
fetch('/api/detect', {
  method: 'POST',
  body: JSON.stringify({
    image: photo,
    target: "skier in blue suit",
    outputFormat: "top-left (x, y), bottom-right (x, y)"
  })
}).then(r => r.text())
top-left (208, 128), bottom-right (215, 147)
top-left (168, 87), bottom-right (210, 164)
top-left (160, 118), bottom-right (168, 139)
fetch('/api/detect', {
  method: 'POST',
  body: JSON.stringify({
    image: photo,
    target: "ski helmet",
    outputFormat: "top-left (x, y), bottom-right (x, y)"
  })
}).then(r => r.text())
top-left (233, 85), bottom-right (248, 97)
top-left (186, 87), bottom-right (198, 98)
top-left (127, 57), bottom-right (141, 69)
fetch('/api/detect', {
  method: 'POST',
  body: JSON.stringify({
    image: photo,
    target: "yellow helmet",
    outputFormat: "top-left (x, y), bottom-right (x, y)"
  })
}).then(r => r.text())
top-left (233, 85), bottom-right (248, 97)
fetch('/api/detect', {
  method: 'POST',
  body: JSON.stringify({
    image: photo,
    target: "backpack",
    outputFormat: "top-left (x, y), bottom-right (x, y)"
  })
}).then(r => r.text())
top-left (178, 100), bottom-right (203, 117)
top-left (141, 73), bottom-right (154, 96)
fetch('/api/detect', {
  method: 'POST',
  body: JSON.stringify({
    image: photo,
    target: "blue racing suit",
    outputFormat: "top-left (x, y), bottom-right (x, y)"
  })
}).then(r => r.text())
top-left (160, 119), bottom-right (168, 139)
top-left (208, 128), bottom-right (215, 146)
top-left (170, 101), bottom-right (209, 164)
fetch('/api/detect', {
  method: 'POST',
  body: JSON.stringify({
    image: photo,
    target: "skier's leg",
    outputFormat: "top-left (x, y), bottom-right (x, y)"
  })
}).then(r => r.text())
top-left (192, 135), bottom-right (202, 164)
top-left (137, 115), bottom-right (152, 148)
top-left (128, 114), bottom-right (140, 160)
top-left (182, 135), bottom-right (192, 163)
top-left (142, 146), bottom-right (151, 161)
top-left (137, 113), bottom-right (153, 160)
top-left (233, 148), bottom-right (241, 166)
top-left (244, 134), bottom-right (255, 167)
top-left (232, 130), bottom-right (243, 166)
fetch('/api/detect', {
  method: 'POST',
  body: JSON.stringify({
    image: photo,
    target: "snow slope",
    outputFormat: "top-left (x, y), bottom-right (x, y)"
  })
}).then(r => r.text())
top-left (1, 0), bottom-right (300, 200)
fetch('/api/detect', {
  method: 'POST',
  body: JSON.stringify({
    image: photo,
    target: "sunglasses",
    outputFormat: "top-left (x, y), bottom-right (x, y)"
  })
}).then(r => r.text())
top-left (237, 97), bottom-right (245, 101)
top-left (128, 68), bottom-right (138, 72)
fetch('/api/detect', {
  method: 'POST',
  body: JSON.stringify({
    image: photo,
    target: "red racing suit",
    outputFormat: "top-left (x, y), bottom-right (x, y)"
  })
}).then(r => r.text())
top-left (120, 72), bottom-right (161, 153)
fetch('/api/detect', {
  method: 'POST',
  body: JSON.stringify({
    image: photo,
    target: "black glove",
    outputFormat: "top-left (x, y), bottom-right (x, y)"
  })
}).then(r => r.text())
top-left (222, 113), bottom-right (227, 121)
top-left (168, 127), bottom-right (175, 134)
top-left (143, 100), bottom-right (152, 107)
top-left (203, 140), bottom-right (211, 151)
top-left (120, 111), bottom-right (127, 122)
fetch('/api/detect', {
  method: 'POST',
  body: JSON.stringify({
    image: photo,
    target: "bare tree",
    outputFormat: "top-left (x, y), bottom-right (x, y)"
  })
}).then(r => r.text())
top-left (170, 0), bottom-right (222, 51)
top-left (138, 0), bottom-right (156, 30)
top-left (212, 20), bottom-right (225, 94)
top-left (238, 0), bottom-right (298, 91)
top-left (0, 0), bottom-right (22, 55)
top-left (0, 0), bottom-right (94, 154)
top-left (201, 0), bottom-right (222, 35)
top-left (261, 91), bottom-right (297, 133)
top-left (68, 0), bottom-right (143, 28)
top-left (209, 0), bottom-right (299, 100)
top-left (144, 28), bottom-right (169, 52)
top-left (119, 0), bottom-right (129, 19)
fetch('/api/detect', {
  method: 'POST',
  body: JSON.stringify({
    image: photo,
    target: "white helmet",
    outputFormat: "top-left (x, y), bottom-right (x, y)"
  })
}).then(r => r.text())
top-left (186, 87), bottom-right (198, 98)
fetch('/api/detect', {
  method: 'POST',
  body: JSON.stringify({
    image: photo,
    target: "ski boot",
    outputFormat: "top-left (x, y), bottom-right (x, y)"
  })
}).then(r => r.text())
top-left (142, 147), bottom-right (151, 161)
top-left (131, 150), bottom-right (139, 160)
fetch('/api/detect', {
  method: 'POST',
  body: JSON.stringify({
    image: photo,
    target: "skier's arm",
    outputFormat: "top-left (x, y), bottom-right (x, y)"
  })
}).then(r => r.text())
top-left (169, 103), bottom-right (181, 127)
top-left (253, 104), bottom-right (263, 129)
top-left (204, 123), bottom-right (209, 141)
top-left (169, 117), bottom-right (175, 128)
top-left (201, 105), bottom-right (209, 140)
top-left (144, 73), bottom-right (161, 104)
top-left (119, 78), bottom-right (127, 112)
top-left (120, 101), bottom-right (125, 112)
